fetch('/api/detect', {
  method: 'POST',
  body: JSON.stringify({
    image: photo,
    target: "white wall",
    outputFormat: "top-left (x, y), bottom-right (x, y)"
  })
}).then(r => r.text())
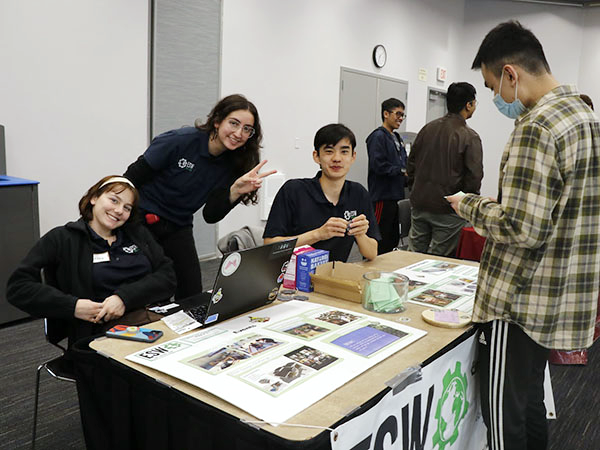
top-left (459, 0), bottom-right (586, 198)
top-left (220, 0), bottom-right (597, 238)
top-left (219, 0), bottom-right (468, 237)
top-left (579, 7), bottom-right (600, 106)
top-left (0, 0), bottom-right (148, 235)
top-left (3, 0), bottom-right (599, 244)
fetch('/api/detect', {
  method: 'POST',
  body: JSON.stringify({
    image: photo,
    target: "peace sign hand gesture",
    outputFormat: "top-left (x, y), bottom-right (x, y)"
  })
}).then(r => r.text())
top-left (230, 160), bottom-right (277, 203)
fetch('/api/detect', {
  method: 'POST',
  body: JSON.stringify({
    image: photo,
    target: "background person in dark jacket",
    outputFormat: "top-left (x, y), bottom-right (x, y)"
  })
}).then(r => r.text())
top-left (407, 82), bottom-right (483, 256)
top-left (366, 98), bottom-right (408, 254)
top-left (7, 175), bottom-right (176, 347)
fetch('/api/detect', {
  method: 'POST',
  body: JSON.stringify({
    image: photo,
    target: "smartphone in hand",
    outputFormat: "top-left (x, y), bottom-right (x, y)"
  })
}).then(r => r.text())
top-left (105, 325), bottom-right (163, 343)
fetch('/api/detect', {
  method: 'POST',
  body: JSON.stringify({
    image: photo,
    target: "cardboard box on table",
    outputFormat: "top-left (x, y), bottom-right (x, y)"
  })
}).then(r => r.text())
top-left (309, 261), bottom-right (373, 303)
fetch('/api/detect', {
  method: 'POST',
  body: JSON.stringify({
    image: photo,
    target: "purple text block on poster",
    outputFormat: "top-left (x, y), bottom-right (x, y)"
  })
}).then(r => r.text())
top-left (331, 326), bottom-right (400, 356)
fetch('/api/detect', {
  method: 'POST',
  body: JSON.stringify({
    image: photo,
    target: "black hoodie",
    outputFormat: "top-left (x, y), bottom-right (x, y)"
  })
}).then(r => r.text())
top-left (7, 218), bottom-right (176, 346)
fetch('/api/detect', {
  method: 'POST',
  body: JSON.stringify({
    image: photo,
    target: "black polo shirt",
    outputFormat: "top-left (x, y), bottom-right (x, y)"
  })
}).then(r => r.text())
top-left (88, 225), bottom-right (152, 301)
top-left (263, 172), bottom-right (381, 262)
top-left (139, 127), bottom-right (234, 226)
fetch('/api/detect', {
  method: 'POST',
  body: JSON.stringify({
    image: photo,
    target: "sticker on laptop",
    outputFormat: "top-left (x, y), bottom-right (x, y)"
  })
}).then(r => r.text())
top-left (211, 288), bottom-right (223, 304)
top-left (277, 261), bottom-right (288, 284)
top-left (271, 239), bottom-right (295, 255)
top-left (268, 287), bottom-right (278, 302)
top-left (204, 313), bottom-right (219, 325)
top-left (221, 252), bottom-right (241, 276)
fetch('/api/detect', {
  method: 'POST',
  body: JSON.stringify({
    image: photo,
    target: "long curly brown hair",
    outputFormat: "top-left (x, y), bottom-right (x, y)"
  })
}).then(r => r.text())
top-left (195, 94), bottom-right (262, 205)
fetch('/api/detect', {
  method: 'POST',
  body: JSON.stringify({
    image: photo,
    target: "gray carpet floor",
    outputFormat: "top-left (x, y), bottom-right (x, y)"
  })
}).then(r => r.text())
top-left (1, 251), bottom-right (599, 449)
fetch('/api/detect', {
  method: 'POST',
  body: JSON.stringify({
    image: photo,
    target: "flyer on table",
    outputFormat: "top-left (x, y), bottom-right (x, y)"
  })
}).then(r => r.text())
top-left (395, 259), bottom-right (479, 313)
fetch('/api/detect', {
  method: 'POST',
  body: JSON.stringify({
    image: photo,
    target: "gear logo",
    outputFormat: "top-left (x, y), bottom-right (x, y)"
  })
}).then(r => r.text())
top-left (432, 362), bottom-right (469, 450)
top-left (343, 210), bottom-right (357, 221)
top-left (177, 158), bottom-right (195, 171)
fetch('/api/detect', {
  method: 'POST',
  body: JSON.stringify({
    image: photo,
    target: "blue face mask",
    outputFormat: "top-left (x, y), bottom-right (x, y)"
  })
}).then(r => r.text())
top-left (493, 71), bottom-right (527, 119)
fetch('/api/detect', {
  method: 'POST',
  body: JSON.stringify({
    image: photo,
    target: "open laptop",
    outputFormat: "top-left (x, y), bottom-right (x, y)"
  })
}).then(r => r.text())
top-left (178, 238), bottom-right (297, 326)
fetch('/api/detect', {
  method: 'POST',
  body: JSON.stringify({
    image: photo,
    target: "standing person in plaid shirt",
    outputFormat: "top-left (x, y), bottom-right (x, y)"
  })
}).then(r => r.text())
top-left (447, 21), bottom-right (600, 450)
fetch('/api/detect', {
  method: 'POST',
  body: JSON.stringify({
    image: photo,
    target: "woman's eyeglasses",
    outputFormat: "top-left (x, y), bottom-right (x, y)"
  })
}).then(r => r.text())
top-left (227, 119), bottom-right (256, 138)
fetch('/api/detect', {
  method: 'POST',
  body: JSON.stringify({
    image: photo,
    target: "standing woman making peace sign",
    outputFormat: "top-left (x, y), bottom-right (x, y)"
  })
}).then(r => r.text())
top-left (124, 94), bottom-right (275, 299)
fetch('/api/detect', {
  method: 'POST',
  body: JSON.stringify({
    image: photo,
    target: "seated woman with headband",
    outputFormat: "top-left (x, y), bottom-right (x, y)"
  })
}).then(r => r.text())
top-left (7, 175), bottom-right (176, 348)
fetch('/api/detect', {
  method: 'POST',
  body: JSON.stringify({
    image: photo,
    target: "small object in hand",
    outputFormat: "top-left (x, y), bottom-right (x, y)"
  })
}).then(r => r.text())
top-left (444, 191), bottom-right (466, 199)
top-left (345, 211), bottom-right (357, 234)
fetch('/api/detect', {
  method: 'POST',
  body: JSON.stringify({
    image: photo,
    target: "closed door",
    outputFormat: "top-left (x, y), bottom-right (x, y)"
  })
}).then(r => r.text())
top-left (339, 68), bottom-right (408, 189)
top-left (426, 88), bottom-right (447, 124)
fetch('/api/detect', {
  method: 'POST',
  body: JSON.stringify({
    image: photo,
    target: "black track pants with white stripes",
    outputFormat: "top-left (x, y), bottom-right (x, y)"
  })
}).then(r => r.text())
top-left (477, 321), bottom-right (550, 450)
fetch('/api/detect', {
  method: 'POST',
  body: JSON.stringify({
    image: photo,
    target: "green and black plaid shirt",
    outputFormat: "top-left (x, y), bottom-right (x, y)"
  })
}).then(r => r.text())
top-left (458, 85), bottom-right (600, 350)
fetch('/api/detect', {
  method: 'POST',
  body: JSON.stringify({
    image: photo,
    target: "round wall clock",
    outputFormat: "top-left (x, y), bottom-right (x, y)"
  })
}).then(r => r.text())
top-left (372, 44), bottom-right (387, 68)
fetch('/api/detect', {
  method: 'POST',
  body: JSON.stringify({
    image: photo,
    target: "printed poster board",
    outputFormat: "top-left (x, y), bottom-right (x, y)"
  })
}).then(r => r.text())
top-left (126, 301), bottom-right (427, 424)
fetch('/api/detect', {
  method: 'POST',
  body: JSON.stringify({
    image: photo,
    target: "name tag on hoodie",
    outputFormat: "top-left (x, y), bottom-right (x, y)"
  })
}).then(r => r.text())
top-left (93, 252), bottom-right (110, 264)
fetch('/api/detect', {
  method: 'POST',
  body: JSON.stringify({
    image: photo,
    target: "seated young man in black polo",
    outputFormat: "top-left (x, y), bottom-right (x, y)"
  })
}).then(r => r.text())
top-left (263, 123), bottom-right (380, 261)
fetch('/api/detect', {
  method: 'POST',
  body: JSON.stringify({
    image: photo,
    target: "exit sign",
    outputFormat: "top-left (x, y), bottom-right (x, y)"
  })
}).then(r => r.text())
top-left (436, 67), bottom-right (447, 82)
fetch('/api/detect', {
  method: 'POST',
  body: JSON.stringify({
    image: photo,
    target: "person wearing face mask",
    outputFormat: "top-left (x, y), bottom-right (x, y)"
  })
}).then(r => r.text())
top-left (446, 21), bottom-right (600, 450)
top-left (124, 94), bottom-right (275, 300)
top-left (407, 82), bottom-right (483, 257)
top-left (366, 98), bottom-right (408, 254)
top-left (6, 176), bottom-right (176, 348)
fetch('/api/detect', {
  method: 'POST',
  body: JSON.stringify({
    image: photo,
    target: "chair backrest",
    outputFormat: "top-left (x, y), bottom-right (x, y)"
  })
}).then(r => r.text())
top-left (40, 267), bottom-right (69, 350)
top-left (216, 225), bottom-right (265, 254)
top-left (398, 199), bottom-right (412, 238)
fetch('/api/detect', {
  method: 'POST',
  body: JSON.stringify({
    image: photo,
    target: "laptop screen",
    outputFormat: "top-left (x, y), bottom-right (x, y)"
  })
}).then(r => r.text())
top-left (197, 238), bottom-right (297, 326)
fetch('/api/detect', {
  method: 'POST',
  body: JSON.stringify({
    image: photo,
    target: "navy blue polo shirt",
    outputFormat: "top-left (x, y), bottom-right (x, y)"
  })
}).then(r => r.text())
top-left (88, 225), bottom-right (152, 302)
top-left (263, 172), bottom-right (381, 262)
top-left (139, 127), bottom-right (234, 226)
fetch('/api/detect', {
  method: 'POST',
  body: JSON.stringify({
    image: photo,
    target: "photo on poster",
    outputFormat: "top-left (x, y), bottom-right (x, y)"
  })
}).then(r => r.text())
top-left (314, 310), bottom-right (361, 326)
top-left (445, 278), bottom-right (478, 295)
top-left (417, 261), bottom-right (459, 274)
top-left (329, 322), bottom-right (409, 357)
top-left (284, 346), bottom-right (339, 370)
top-left (238, 354), bottom-right (318, 396)
top-left (283, 322), bottom-right (331, 340)
top-left (182, 347), bottom-right (251, 374)
top-left (408, 279), bottom-right (427, 291)
top-left (230, 334), bottom-right (285, 355)
top-left (412, 289), bottom-right (461, 307)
